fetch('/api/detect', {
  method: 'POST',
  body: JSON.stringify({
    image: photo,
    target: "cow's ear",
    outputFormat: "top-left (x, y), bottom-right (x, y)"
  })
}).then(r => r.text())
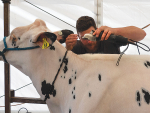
top-left (36, 32), bottom-right (57, 47)
top-left (44, 32), bottom-right (57, 43)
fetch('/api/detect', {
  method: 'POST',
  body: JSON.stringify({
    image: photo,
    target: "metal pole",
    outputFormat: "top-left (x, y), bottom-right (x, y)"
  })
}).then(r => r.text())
top-left (1, 0), bottom-right (11, 113)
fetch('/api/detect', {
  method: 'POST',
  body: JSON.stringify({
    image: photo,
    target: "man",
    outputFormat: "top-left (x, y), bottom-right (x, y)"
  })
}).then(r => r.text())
top-left (65, 16), bottom-right (146, 54)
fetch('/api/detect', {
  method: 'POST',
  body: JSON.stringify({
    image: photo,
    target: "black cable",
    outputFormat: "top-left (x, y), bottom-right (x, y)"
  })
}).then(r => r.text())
top-left (116, 44), bottom-right (129, 66)
top-left (116, 38), bottom-right (150, 66)
top-left (136, 41), bottom-right (140, 55)
top-left (24, 0), bottom-right (76, 29)
top-left (128, 39), bottom-right (150, 52)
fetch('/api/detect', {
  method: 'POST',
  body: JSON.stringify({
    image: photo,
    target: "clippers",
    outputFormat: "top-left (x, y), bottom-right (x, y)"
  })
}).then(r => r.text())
top-left (82, 30), bottom-right (128, 46)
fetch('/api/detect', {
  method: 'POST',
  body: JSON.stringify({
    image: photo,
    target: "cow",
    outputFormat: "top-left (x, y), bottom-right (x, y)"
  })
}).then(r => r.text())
top-left (0, 19), bottom-right (150, 113)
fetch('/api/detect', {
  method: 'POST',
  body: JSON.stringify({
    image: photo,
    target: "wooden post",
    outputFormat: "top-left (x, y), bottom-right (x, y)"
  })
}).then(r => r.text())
top-left (1, 0), bottom-right (11, 113)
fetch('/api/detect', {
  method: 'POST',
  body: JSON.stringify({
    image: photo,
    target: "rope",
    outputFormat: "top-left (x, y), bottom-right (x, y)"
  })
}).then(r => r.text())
top-left (0, 103), bottom-right (25, 108)
top-left (24, 0), bottom-right (76, 29)
top-left (0, 82), bottom-right (32, 99)
top-left (52, 50), bottom-right (68, 85)
top-left (0, 83), bottom-right (32, 107)
top-left (15, 82), bottom-right (32, 91)
top-left (142, 24), bottom-right (150, 29)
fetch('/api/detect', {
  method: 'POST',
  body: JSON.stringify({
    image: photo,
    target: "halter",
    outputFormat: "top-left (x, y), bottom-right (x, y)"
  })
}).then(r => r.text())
top-left (1, 36), bottom-right (68, 102)
top-left (0, 36), bottom-right (40, 63)
top-left (43, 50), bottom-right (68, 101)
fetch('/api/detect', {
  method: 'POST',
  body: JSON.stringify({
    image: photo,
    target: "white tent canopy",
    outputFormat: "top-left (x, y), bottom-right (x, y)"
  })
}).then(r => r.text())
top-left (0, 0), bottom-right (150, 112)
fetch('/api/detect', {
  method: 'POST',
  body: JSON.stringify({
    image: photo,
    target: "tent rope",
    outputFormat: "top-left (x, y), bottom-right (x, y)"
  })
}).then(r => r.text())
top-left (0, 82), bottom-right (32, 99)
top-left (24, 0), bottom-right (76, 29)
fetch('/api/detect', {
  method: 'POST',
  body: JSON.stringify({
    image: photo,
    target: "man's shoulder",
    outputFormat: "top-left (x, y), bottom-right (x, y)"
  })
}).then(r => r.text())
top-left (72, 40), bottom-right (86, 54)
top-left (73, 40), bottom-right (83, 48)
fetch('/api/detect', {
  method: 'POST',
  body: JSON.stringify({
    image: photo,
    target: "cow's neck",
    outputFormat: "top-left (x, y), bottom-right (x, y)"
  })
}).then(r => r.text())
top-left (19, 41), bottom-right (87, 113)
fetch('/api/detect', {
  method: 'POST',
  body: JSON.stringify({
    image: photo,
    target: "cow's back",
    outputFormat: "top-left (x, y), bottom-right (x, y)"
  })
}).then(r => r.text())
top-left (73, 54), bottom-right (150, 113)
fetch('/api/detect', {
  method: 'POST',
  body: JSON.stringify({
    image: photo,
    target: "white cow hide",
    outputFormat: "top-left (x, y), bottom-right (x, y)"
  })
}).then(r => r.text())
top-left (0, 19), bottom-right (150, 113)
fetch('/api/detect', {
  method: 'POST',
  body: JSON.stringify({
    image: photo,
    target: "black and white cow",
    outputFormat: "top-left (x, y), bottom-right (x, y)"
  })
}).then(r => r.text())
top-left (0, 19), bottom-right (150, 113)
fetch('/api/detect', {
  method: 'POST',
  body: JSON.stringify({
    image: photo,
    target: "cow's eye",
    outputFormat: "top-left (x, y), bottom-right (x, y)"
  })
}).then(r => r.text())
top-left (18, 37), bottom-right (20, 40)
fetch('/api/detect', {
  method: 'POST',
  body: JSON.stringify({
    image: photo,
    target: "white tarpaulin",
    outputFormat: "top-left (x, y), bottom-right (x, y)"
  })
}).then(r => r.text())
top-left (0, 0), bottom-right (150, 112)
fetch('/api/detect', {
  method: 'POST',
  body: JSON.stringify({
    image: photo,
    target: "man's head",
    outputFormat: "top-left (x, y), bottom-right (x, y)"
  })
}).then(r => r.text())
top-left (76, 16), bottom-right (97, 52)
top-left (76, 16), bottom-right (97, 33)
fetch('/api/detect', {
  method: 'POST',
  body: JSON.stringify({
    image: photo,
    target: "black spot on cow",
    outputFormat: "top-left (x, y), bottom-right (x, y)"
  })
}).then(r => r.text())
top-left (75, 76), bottom-right (76, 80)
top-left (69, 78), bottom-right (72, 84)
top-left (72, 86), bottom-right (75, 95)
top-left (75, 71), bottom-right (77, 74)
top-left (63, 65), bottom-right (68, 73)
top-left (61, 75), bottom-right (65, 79)
top-left (64, 58), bottom-right (68, 65)
top-left (89, 92), bottom-right (92, 97)
top-left (53, 90), bottom-right (56, 97)
top-left (98, 74), bottom-right (101, 81)
top-left (63, 58), bottom-right (68, 73)
top-left (144, 61), bottom-right (150, 68)
top-left (41, 80), bottom-right (56, 101)
top-left (69, 109), bottom-right (71, 113)
top-left (73, 95), bottom-right (75, 99)
top-left (59, 58), bottom-right (61, 62)
top-left (136, 91), bottom-right (141, 106)
top-left (49, 45), bottom-right (55, 50)
top-left (142, 88), bottom-right (150, 104)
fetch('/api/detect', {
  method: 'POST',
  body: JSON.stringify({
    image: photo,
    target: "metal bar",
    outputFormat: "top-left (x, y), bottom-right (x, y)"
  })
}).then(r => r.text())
top-left (11, 90), bottom-right (15, 97)
top-left (1, 0), bottom-right (11, 113)
top-left (11, 97), bottom-right (46, 104)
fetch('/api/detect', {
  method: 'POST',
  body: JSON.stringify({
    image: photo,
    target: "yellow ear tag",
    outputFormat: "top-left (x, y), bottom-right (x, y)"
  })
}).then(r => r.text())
top-left (42, 38), bottom-right (50, 49)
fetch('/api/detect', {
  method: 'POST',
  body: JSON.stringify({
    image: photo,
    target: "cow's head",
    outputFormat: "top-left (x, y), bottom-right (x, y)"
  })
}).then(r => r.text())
top-left (0, 19), bottom-right (57, 68)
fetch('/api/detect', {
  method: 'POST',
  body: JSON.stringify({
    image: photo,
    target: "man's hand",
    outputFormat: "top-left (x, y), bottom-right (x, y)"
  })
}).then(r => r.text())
top-left (65, 34), bottom-right (78, 50)
top-left (93, 26), bottom-right (146, 42)
top-left (93, 26), bottom-right (113, 41)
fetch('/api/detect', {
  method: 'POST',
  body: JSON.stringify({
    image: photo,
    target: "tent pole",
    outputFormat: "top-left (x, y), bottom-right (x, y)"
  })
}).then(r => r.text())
top-left (1, 0), bottom-right (11, 113)
top-left (94, 0), bottom-right (103, 28)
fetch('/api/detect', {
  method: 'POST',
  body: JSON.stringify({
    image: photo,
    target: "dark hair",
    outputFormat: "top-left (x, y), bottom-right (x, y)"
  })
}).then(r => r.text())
top-left (76, 16), bottom-right (97, 33)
